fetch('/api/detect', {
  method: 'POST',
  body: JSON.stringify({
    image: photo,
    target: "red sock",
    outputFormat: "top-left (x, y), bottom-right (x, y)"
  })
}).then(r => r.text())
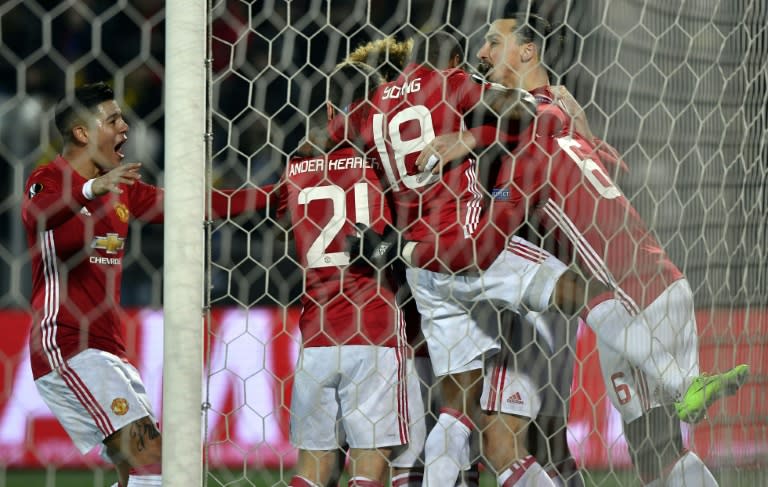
top-left (392, 471), bottom-right (423, 487)
top-left (500, 455), bottom-right (537, 487)
top-left (347, 477), bottom-right (383, 487)
top-left (289, 476), bottom-right (318, 487)
top-left (439, 407), bottom-right (474, 430)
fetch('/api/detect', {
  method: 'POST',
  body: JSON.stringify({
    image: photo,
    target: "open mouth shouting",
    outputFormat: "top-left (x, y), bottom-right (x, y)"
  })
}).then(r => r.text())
top-left (115, 136), bottom-right (127, 160)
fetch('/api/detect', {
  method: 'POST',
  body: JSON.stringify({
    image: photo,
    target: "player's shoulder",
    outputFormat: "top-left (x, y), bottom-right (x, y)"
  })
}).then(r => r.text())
top-left (25, 157), bottom-right (64, 195)
top-left (27, 158), bottom-right (62, 180)
top-left (534, 103), bottom-right (569, 138)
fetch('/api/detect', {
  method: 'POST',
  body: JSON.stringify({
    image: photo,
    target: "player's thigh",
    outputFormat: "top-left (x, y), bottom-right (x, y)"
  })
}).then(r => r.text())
top-left (290, 347), bottom-right (342, 450)
top-left (34, 348), bottom-right (156, 456)
top-left (597, 342), bottom-right (653, 423)
top-left (338, 345), bottom-right (408, 449)
top-left (405, 268), bottom-right (499, 377)
top-left (524, 311), bottom-right (579, 418)
top-left (600, 281), bottom-right (700, 423)
top-left (390, 358), bottom-right (428, 469)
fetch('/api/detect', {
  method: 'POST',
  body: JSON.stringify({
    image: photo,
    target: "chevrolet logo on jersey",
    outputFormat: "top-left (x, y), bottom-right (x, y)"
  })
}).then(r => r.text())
top-left (91, 233), bottom-right (125, 254)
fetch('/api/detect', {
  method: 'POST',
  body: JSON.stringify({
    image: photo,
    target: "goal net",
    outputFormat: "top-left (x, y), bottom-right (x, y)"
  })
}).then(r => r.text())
top-left (0, 0), bottom-right (765, 486)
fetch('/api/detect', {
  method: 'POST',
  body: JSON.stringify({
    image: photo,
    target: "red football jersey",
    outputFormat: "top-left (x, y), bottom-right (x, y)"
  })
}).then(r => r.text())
top-left (493, 97), bottom-right (681, 310)
top-left (22, 156), bottom-right (163, 379)
top-left (409, 88), bottom-right (682, 310)
top-left (21, 156), bottom-right (273, 379)
top-left (277, 147), bottom-right (402, 348)
top-left (358, 62), bottom-right (489, 243)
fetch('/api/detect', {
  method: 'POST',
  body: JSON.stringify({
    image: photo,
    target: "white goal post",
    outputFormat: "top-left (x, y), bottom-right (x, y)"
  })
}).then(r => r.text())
top-left (162, 0), bottom-right (206, 485)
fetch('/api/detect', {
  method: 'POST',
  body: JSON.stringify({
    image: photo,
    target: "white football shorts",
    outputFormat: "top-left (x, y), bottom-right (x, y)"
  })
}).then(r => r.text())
top-left (406, 236), bottom-right (568, 377)
top-left (390, 357), bottom-right (429, 468)
top-left (592, 279), bottom-right (700, 423)
top-left (481, 311), bottom-right (579, 419)
top-left (34, 348), bottom-right (156, 455)
top-left (290, 345), bottom-right (408, 450)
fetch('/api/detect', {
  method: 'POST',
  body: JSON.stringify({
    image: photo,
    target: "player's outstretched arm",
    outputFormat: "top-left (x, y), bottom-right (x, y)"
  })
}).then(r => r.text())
top-left (22, 162), bottom-right (143, 232)
top-left (415, 88), bottom-right (536, 174)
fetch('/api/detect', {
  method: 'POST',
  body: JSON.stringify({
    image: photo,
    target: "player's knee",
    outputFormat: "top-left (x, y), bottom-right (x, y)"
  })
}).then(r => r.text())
top-left (440, 370), bottom-right (483, 413)
top-left (108, 416), bottom-right (162, 467)
top-left (624, 406), bottom-right (683, 481)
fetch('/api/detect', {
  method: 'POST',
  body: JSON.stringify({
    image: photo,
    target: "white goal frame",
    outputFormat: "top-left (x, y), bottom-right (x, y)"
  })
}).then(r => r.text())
top-left (162, 0), bottom-right (207, 485)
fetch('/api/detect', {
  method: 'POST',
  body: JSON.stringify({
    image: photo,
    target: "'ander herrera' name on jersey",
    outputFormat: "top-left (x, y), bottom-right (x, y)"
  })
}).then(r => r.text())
top-left (287, 155), bottom-right (379, 177)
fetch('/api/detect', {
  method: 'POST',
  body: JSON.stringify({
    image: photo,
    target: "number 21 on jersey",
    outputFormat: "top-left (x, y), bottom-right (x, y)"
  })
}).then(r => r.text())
top-left (297, 183), bottom-right (370, 268)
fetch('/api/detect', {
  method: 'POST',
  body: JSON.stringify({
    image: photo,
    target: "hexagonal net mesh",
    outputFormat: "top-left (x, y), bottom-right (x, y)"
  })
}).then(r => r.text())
top-left (0, 0), bottom-right (766, 486)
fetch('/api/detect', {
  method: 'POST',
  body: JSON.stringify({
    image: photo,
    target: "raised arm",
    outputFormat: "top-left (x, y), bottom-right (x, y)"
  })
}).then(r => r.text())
top-left (23, 162), bottom-right (143, 231)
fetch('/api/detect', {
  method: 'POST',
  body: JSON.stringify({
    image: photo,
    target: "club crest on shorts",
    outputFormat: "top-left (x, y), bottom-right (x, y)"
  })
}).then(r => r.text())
top-left (111, 398), bottom-right (129, 415)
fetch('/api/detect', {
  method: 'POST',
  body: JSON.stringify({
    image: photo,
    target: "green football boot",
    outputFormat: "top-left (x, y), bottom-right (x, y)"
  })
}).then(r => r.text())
top-left (675, 364), bottom-right (750, 423)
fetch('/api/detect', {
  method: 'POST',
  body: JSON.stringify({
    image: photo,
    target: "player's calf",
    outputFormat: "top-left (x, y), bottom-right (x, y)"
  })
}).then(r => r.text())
top-left (624, 405), bottom-right (684, 483)
top-left (480, 412), bottom-right (556, 486)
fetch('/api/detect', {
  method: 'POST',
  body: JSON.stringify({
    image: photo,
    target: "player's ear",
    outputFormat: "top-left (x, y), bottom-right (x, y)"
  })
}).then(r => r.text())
top-left (521, 42), bottom-right (536, 63)
top-left (72, 124), bottom-right (89, 145)
top-left (326, 101), bottom-right (335, 122)
top-left (449, 53), bottom-right (461, 69)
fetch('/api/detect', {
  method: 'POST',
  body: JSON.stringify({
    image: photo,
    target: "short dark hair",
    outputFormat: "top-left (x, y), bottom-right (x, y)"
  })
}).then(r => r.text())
top-left (410, 31), bottom-right (465, 70)
top-left (327, 61), bottom-right (383, 111)
top-left (54, 82), bottom-right (114, 141)
top-left (506, 11), bottom-right (554, 52)
top-left (504, 10), bottom-right (564, 81)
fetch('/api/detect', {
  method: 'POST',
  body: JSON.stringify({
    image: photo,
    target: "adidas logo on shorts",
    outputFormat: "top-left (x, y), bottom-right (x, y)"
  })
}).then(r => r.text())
top-left (507, 392), bottom-right (524, 405)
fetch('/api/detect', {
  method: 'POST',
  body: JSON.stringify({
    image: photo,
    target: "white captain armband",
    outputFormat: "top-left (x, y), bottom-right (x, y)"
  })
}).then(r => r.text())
top-left (82, 179), bottom-right (96, 200)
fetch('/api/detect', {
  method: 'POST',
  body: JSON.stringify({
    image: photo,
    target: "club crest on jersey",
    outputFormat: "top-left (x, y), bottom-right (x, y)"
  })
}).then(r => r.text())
top-left (114, 202), bottom-right (130, 223)
top-left (91, 233), bottom-right (125, 254)
top-left (28, 183), bottom-right (43, 199)
top-left (110, 398), bottom-right (129, 416)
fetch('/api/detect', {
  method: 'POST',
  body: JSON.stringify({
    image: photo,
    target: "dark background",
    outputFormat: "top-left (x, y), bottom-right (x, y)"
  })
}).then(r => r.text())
top-left (1, 0), bottom-right (765, 310)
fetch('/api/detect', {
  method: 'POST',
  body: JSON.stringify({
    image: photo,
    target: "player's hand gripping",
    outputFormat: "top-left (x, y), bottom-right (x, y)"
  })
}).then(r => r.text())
top-left (92, 162), bottom-right (143, 196)
top-left (345, 223), bottom-right (403, 269)
top-left (415, 131), bottom-right (477, 175)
